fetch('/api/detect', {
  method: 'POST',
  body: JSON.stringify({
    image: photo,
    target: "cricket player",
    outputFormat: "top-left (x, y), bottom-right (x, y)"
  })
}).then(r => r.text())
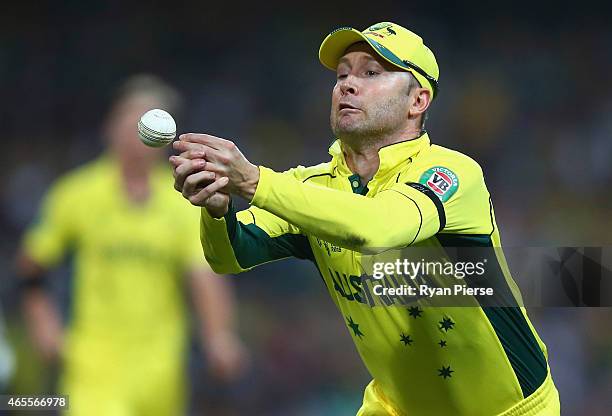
top-left (170, 22), bottom-right (560, 415)
top-left (17, 75), bottom-right (246, 416)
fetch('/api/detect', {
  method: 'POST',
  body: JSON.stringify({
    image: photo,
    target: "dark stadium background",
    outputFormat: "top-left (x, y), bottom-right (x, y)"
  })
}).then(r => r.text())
top-left (1, 1), bottom-right (611, 414)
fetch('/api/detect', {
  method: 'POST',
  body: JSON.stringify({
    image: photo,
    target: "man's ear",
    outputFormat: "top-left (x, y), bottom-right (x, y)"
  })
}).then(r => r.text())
top-left (410, 88), bottom-right (431, 119)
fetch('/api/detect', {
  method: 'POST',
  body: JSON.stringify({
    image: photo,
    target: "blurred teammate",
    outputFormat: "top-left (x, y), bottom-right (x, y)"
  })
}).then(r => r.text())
top-left (17, 75), bottom-right (246, 416)
top-left (170, 22), bottom-right (560, 415)
top-left (0, 306), bottom-right (15, 391)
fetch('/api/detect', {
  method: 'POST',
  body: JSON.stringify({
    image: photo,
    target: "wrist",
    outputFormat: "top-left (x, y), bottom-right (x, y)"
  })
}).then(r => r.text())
top-left (239, 164), bottom-right (260, 202)
top-left (206, 207), bottom-right (228, 218)
top-left (205, 202), bottom-right (229, 218)
top-left (202, 196), bottom-right (233, 221)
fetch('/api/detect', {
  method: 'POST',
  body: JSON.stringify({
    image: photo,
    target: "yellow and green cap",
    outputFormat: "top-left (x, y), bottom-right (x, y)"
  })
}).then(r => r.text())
top-left (319, 22), bottom-right (439, 99)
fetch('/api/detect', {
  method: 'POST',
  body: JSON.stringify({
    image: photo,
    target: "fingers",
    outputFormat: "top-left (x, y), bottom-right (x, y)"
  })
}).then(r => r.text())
top-left (179, 149), bottom-right (206, 160)
top-left (170, 155), bottom-right (224, 178)
top-left (170, 133), bottom-right (242, 202)
top-left (172, 140), bottom-right (208, 156)
top-left (188, 177), bottom-right (230, 206)
top-left (179, 133), bottom-right (235, 150)
top-left (173, 141), bottom-right (227, 166)
top-left (182, 170), bottom-right (216, 199)
top-left (169, 155), bottom-right (188, 168)
top-left (171, 157), bottom-right (205, 192)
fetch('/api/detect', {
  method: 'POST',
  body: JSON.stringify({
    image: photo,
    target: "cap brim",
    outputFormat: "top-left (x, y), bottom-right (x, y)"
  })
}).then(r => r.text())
top-left (319, 26), bottom-right (437, 99)
top-left (319, 27), bottom-right (374, 71)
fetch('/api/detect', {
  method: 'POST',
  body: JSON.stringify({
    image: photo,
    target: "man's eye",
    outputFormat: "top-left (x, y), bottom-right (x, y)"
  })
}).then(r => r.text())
top-left (366, 70), bottom-right (379, 77)
top-left (337, 74), bottom-right (348, 80)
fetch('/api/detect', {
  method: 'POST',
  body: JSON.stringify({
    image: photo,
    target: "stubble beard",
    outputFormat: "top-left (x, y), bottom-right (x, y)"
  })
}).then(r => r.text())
top-left (330, 94), bottom-right (409, 149)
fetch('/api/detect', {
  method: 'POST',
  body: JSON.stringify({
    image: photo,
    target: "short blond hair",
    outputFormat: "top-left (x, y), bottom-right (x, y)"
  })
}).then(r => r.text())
top-left (111, 74), bottom-right (182, 115)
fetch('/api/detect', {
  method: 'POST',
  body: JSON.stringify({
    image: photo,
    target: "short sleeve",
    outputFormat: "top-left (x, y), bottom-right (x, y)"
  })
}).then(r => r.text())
top-left (23, 179), bottom-right (76, 267)
top-left (408, 158), bottom-right (493, 235)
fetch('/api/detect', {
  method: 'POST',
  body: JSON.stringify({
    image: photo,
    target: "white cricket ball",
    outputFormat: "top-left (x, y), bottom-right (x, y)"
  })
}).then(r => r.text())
top-left (137, 109), bottom-right (177, 147)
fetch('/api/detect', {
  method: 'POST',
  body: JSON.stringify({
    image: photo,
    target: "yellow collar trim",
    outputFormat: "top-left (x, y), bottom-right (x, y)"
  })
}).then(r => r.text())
top-left (328, 132), bottom-right (431, 178)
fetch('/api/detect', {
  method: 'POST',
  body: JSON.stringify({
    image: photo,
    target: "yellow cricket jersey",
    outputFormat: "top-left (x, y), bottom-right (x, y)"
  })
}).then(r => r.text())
top-left (200, 132), bottom-right (558, 415)
top-left (23, 155), bottom-right (206, 364)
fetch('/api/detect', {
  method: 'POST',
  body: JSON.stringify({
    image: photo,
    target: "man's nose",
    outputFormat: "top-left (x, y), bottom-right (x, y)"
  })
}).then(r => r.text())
top-left (339, 76), bottom-right (358, 96)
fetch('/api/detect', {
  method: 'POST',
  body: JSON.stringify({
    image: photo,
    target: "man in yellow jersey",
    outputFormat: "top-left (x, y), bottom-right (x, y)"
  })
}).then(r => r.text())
top-left (17, 75), bottom-right (246, 416)
top-left (170, 22), bottom-right (560, 415)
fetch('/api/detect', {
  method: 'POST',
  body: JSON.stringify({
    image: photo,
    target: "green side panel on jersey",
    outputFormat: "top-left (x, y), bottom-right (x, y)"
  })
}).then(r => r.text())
top-left (479, 307), bottom-right (548, 398)
top-left (224, 203), bottom-right (314, 269)
top-left (436, 233), bottom-right (547, 398)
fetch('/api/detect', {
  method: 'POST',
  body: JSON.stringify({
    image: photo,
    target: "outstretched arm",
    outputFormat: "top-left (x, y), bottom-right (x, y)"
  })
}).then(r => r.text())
top-left (170, 141), bottom-right (315, 274)
top-left (171, 134), bottom-right (443, 254)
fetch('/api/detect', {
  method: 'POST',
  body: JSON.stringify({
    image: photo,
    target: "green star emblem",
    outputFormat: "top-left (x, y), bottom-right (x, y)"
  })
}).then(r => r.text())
top-left (400, 333), bottom-right (413, 346)
top-left (438, 340), bottom-right (447, 348)
top-left (346, 316), bottom-right (364, 339)
top-left (438, 365), bottom-right (454, 379)
top-left (439, 317), bottom-right (455, 332)
top-left (408, 306), bottom-right (423, 318)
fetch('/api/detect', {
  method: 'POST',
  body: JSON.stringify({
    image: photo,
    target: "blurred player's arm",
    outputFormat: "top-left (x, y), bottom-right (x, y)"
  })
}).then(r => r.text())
top-left (15, 252), bottom-right (64, 363)
top-left (15, 179), bottom-right (75, 362)
top-left (189, 267), bottom-right (247, 381)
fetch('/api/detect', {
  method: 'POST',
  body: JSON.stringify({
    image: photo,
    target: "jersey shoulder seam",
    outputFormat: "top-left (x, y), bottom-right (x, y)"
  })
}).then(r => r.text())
top-left (290, 161), bottom-right (336, 182)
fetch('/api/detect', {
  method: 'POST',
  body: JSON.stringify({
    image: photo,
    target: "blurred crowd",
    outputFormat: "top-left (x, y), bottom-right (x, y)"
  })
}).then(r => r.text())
top-left (1, 2), bottom-right (611, 415)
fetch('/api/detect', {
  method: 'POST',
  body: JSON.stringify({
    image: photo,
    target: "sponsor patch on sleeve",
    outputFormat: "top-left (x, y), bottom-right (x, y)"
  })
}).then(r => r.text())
top-left (418, 167), bottom-right (459, 203)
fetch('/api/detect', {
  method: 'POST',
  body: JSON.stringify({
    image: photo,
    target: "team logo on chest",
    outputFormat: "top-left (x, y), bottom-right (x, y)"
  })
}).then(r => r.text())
top-left (419, 167), bottom-right (459, 202)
